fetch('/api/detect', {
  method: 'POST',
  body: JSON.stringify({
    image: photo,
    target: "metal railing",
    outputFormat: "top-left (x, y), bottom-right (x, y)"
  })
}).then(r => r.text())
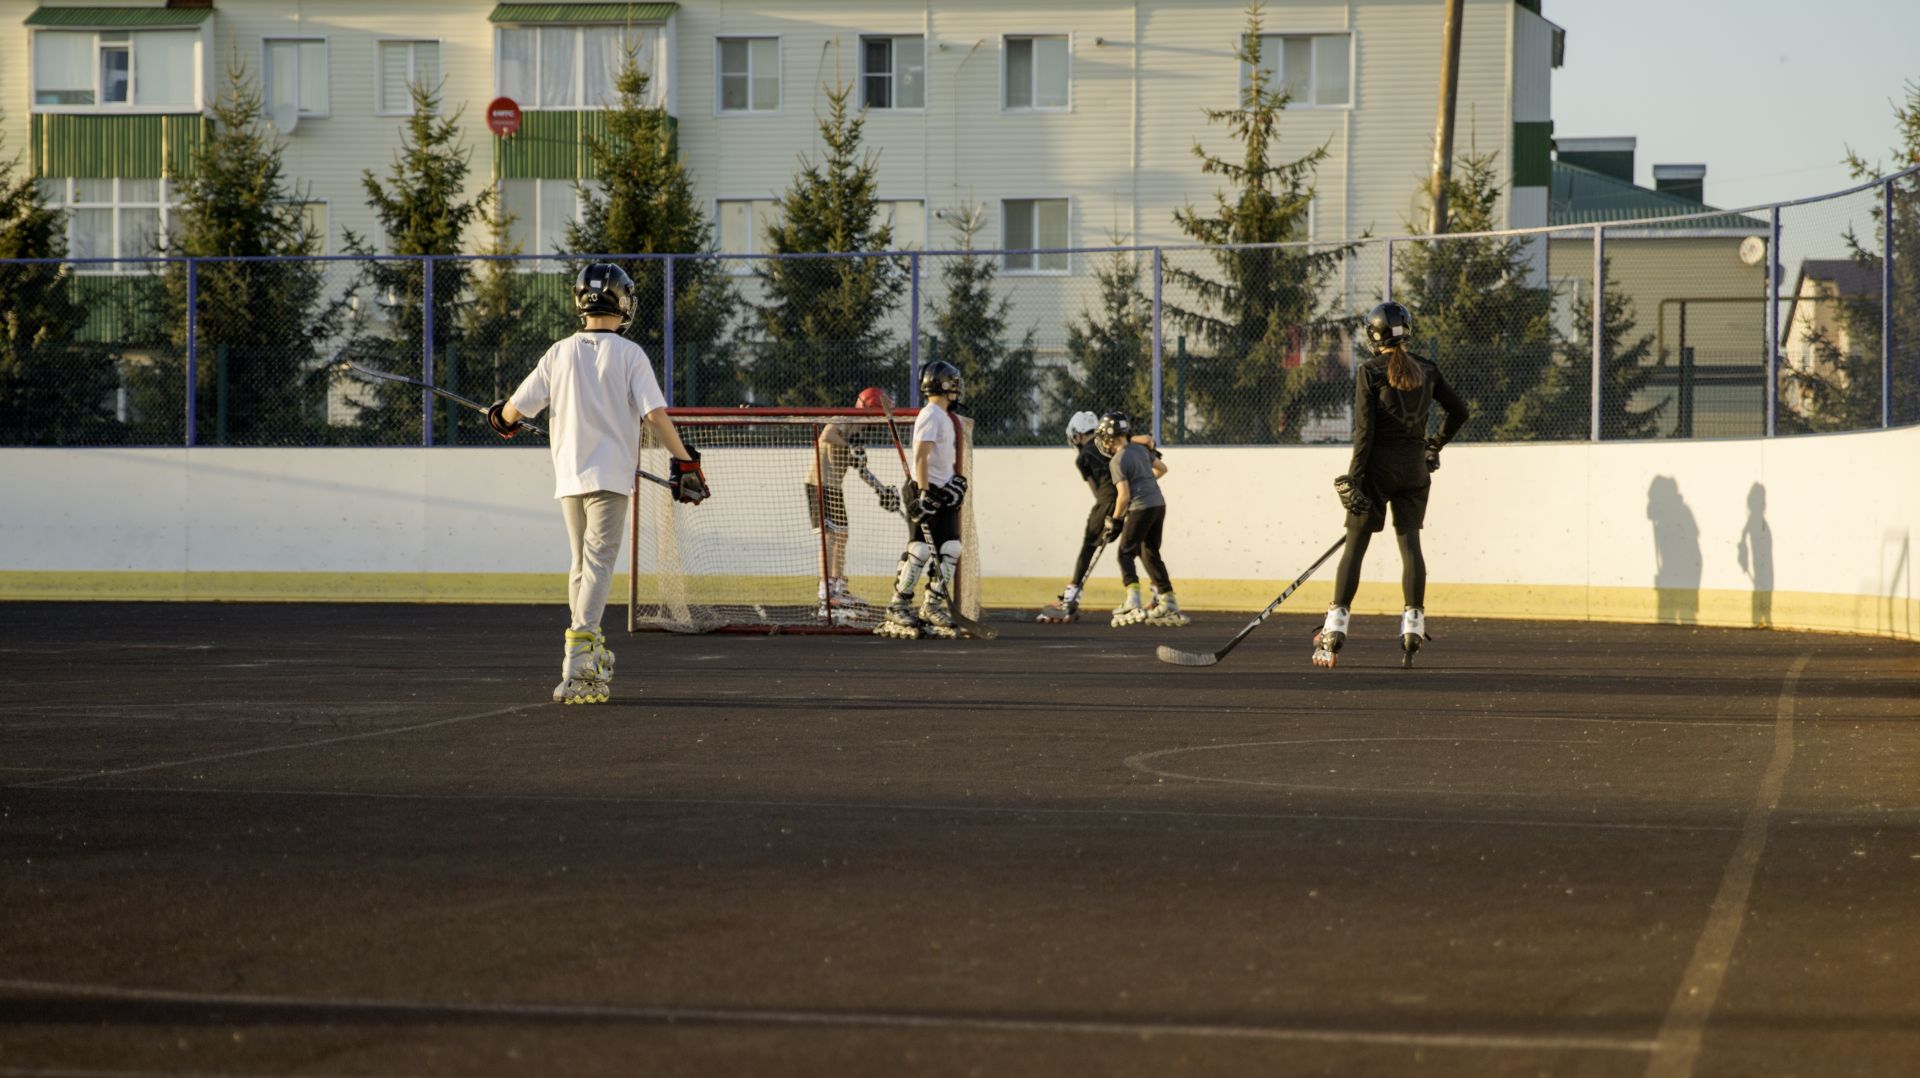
top-left (2, 164), bottom-right (1912, 448)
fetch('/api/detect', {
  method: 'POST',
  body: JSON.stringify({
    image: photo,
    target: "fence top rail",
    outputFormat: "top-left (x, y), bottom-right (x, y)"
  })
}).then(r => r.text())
top-left (664, 407), bottom-right (924, 421)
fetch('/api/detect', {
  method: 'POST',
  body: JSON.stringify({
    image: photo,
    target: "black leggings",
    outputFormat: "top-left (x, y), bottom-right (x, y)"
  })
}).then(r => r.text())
top-left (1117, 505), bottom-right (1172, 592)
top-left (1331, 521), bottom-right (1425, 609)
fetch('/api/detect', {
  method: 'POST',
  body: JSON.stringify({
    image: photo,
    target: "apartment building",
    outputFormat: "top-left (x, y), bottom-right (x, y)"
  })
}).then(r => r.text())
top-left (2, 0), bottom-right (1562, 265)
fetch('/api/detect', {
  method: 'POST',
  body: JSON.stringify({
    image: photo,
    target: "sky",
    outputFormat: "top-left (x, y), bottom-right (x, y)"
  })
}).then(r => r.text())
top-left (1547, 0), bottom-right (1918, 211)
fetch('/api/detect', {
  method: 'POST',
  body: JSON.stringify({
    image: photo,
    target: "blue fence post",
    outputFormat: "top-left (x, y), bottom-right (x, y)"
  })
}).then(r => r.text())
top-left (1590, 226), bottom-right (1603, 441)
top-left (421, 256), bottom-right (436, 447)
top-left (1766, 207), bottom-right (1781, 437)
top-left (1151, 247), bottom-right (1165, 443)
top-left (1383, 239), bottom-right (1394, 303)
top-left (908, 251), bottom-right (922, 408)
top-left (1884, 180), bottom-right (1895, 430)
top-left (662, 255), bottom-right (676, 407)
top-left (184, 258), bottom-right (198, 447)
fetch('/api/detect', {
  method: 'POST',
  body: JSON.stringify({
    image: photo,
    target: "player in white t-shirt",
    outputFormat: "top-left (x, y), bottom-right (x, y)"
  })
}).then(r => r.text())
top-left (879, 361), bottom-right (969, 639)
top-left (488, 263), bottom-right (709, 705)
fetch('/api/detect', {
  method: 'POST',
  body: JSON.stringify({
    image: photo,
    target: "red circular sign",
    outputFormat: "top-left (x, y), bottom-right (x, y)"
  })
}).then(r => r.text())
top-left (487, 97), bottom-right (522, 137)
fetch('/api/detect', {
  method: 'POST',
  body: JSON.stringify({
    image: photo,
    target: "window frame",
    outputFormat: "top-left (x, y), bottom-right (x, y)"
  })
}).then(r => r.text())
top-left (999, 196), bottom-right (1072, 275)
top-left (713, 35), bottom-right (782, 116)
top-left (498, 178), bottom-right (596, 259)
top-left (859, 33), bottom-right (926, 113)
top-left (261, 35), bottom-right (331, 120)
top-left (875, 198), bottom-right (927, 251)
top-left (713, 196), bottom-right (785, 273)
top-left (45, 176), bottom-right (183, 272)
top-left (999, 32), bottom-right (1073, 114)
top-left (492, 24), bottom-right (662, 111)
top-left (29, 27), bottom-right (207, 114)
top-left (374, 38), bottom-right (444, 117)
top-left (1240, 30), bottom-right (1354, 110)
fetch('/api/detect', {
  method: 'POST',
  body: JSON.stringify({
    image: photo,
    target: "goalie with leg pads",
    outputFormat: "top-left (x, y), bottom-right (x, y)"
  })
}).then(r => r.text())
top-left (875, 363), bottom-right (970, 641)
top-left (806, 388), bottom-right (903, 626)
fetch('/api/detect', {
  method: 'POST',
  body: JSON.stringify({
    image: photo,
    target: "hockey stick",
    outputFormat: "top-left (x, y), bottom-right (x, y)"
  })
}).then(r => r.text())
top-left (1154, 536), bottom-right (1347, 668)
top-left (871, 396), bottom-right (997, 641)
top-left (334, 358), bottom-right (675, 491)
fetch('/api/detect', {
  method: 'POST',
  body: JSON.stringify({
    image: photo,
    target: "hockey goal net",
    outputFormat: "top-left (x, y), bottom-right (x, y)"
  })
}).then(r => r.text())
top-left (628, 408), bottom-right (982, 633)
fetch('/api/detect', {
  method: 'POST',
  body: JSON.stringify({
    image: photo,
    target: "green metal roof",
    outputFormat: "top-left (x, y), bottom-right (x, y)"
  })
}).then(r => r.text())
top-left (26, 6), bottom-right (213, 28)
top-left (489, 3), bottom-right (677, 23)
top-left (1550, 161), bottom-right (1764, 232)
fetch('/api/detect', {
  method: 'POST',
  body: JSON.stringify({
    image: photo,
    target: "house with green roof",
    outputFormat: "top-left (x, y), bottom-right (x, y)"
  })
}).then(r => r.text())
top-left (1545, 137), bottom-right (1770, 438)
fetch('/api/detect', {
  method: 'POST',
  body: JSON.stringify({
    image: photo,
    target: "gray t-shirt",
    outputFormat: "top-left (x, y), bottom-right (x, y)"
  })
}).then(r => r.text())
top-left (1109, 443), bottom-right (1165, 510)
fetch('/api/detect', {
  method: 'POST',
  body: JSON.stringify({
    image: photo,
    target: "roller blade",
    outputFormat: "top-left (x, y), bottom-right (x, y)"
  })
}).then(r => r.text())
top-left (553, 676), bottom-right (611, 705)
top-left (1401, 633), bottom-right (1423, 668)
top-left (1311, 629), bottom-right (1344, 669)
top-left (1036, 601), bottom-right (1080, 624)
top-left (1142, 611), bottom-right (1192, 628)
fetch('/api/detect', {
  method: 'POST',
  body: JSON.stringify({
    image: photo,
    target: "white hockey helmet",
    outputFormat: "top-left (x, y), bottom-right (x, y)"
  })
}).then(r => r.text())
top-left (1066, 411), bottom-right (1100, 441)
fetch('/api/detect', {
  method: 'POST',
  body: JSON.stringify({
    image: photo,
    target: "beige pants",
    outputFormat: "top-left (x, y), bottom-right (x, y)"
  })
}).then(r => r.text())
top-left (562, 491), bottom-right (630, 633)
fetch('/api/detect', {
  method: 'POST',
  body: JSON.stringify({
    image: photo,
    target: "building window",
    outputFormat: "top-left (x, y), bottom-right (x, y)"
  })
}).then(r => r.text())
top-left (877, 200), bottom-right (925, 249)
top-left (265, 38), bottom-right (329, 118)
top-left (500, 179), bottom-right (590, 256)
top-left (861, 36), bottom-right (924, 110)
top-left (716, 37), bottom-right (779, 113)
top-left (496, 25), bottom-right (660, 110)
top-left (377, 40), bottom-right (441, 115)
top-left (1002, 198), bottom-right (1068, 272)
top-left (1004, 35), bottom-right (1069, 111)
top-left (31, 29), bottom-right (199, 110)
top-left (298, 201), bottom-right (329, 254)
top-left (42, 177), bottom-right (181, 269)
top-left (1244, 33), bottom-right (1350, 107)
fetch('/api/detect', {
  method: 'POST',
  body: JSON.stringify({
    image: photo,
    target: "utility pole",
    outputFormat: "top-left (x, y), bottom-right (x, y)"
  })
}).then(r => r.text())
top-left (1427, 0), bottom-right (1465, 234)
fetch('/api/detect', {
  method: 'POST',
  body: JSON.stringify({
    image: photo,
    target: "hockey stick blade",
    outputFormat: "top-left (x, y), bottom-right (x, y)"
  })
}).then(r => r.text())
top-left (1153, 536), bottom-right (1346, 669)
top-left (953, 614), bottom-right (998, 641)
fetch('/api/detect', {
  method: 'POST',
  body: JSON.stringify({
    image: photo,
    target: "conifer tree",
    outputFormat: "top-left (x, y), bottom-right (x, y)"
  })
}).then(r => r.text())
top-left (457, 201), bottom-right (572, 442)
top-left (133, 65), bottom-right (337, 445)
top-left (0, 125), bottom-right (116, 445)
top-left (1507, 257), bottom-right (1666, 440)
top-left (1164, 0), bottom-right (1353, 444)
top-left (750, 83), bottom-right (904, 406)
top-left (1051, 241), bottom-right (1153, 431)
top-left (341, 81), bottom-right (491, 442)
top-left (1393, 149), bottom-right (1557, 441)
top-left (567, 61), bottom-right (741, 404)
top-left (927, 206), bottom-right (1038, 442)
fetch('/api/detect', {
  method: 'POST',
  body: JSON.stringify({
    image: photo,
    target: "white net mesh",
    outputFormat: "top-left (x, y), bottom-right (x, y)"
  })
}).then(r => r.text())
top-left (629, 410), bottom-right (981, 633)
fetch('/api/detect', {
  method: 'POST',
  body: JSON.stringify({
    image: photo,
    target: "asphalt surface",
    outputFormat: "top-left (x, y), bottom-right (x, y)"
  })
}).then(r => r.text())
top-left (1, 602), bottom-right (1917, 1077)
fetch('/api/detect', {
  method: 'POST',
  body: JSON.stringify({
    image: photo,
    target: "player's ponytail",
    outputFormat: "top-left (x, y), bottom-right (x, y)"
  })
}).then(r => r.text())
top-left (1385, 345), bottom-right (1424, 391)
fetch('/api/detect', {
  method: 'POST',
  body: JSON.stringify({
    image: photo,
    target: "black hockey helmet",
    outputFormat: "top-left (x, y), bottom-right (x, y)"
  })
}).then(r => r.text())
top-left (920, 360), bottom-right (964, 403)
top-left (575, 262), bottom-right (635, 330)
top-left (1095, 411), bottom-right (1132, 445)
top-left (1363, 301), bottom-right (1413, 355)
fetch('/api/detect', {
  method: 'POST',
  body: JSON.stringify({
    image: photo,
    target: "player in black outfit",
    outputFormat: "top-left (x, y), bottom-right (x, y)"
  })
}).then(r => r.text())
top-left (1315, 301), bottom-right (1470, 669)
top-left (1038, 412), bottom-right (1111, 622)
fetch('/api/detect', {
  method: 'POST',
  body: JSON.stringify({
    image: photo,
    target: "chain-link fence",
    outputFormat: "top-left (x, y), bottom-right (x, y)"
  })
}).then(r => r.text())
top-left (5, 165), bottom-right (1914, 447)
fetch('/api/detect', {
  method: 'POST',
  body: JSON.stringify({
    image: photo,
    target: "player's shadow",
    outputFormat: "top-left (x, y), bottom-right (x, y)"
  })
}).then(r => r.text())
top-left (1738, 482), bottom-right (1774, 628)
top-left (1646, 476), bottom-right (1701, 625)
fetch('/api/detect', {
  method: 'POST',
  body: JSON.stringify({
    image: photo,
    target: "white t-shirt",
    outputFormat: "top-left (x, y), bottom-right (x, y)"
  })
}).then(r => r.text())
top-left (912, 404), bottom-right (957, 487)
top-left (509, 330), bottom-right (669, 499)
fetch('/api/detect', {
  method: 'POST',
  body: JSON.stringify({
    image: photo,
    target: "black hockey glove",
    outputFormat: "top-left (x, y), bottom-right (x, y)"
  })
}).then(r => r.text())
top-left (486, 400), bottom-right (522, 439)
top-left (878, 484), bottom-right (902, 514)
top-left (903, 481), bottom-right (932, 523)
top-left (670, 447), bottom-right (709, 505)
top-left (939, 475), bottom-right (968, 507)
top-left (1424, 437), bottom-right (1443, 473)
top-left (1333, 474), bottom-right (1373, 516)
top-left (1102, 515), bottom-right (1125, 542)
top-left (851, 445), bottom-right (868, 470)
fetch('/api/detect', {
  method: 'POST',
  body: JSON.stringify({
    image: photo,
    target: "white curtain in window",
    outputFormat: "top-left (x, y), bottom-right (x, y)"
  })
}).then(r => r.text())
top-left (1033, 38), bottom-right (1068, 108)
top-left (1036, 199), bottom-right (1069, 270)
top-left (266, 40), bottom-right (300, 116)
top-left (895, 37), bottom-right (925, 109)
top-left (120, 178), bottom-right (161, 203)
top-left (539, 180), bottom-right (576, 256)
top-left (717, 200), bottom-right (752, 255)
top-left (498, 28), bottom-right (534, 105)
top-left (71, 208), bottom-right (113, 260)
top-left (749, 38), bottom-right (779, 110)
top-left (501, 180), bottom-right (537, 254)
top-left (582, 27), bottom-right (639, 108)
top-left (33, 31), bottom-right (94, 106)
top-left (718, 39), bottom-right (749, 111)
top-left (73, 178), bottom-right (114, 204)
top-left (379, 42), bottom-right (412, 111)
top-left (1280, 37), bottom-right (1312, 102)
top-left (298, 41), bottom-right (327, 112)
top-left (539, 28), bottom-right (574, 107)
top-left (413, 42), bottom-right (441, 102)
top-left (1313, 35), bottom-right (1349, 106)
top-left (881, 201), bottom-right (924, 249)
top-left (120, 206), bottom-right (162, 257)
top-left (133, 32), bottom-right (196, 108)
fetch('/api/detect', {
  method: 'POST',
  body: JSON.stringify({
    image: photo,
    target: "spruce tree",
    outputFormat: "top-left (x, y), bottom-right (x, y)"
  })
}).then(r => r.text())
top-left (1507, 257), bottom-right (1666, 440)
top-left (341, 81), bottom-right (491, 442)
top-left (567, 61), bottom-right (741, 405)
top-left (1164, 0), bottom-right (1353, 444)
top-left (456, 202), bottom-right (572, 443)
top-left (1779, 78), bottom-right (1920, 430)
top-left (0, 125), bottom-right (117, 445)
top-left (1051, 242), bottom-right (1153, 432)
top-left (1393, 149), bottom-right (1557, 441)
top-left (750, 83), bottom-right (904, 406)
top-left (926, 206), bottom-right (1038, 442)
top-left (133, 65), bottom-right (337, 445)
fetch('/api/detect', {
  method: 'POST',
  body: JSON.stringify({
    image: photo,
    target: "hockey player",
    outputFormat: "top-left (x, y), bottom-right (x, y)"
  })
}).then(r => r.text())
top-left (1100, 413), bottom-right (1189, 628)
top-left (806, 387), bottom-right (903, 624)
top-left (1315, 300), bottom-right (1468, 669)
top-left (1037, 411), bottom-right (1107, 623)
top-left (488, 263), bottom-right (709, 704)
top-left (877, 361), bottom-right (970, 640)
